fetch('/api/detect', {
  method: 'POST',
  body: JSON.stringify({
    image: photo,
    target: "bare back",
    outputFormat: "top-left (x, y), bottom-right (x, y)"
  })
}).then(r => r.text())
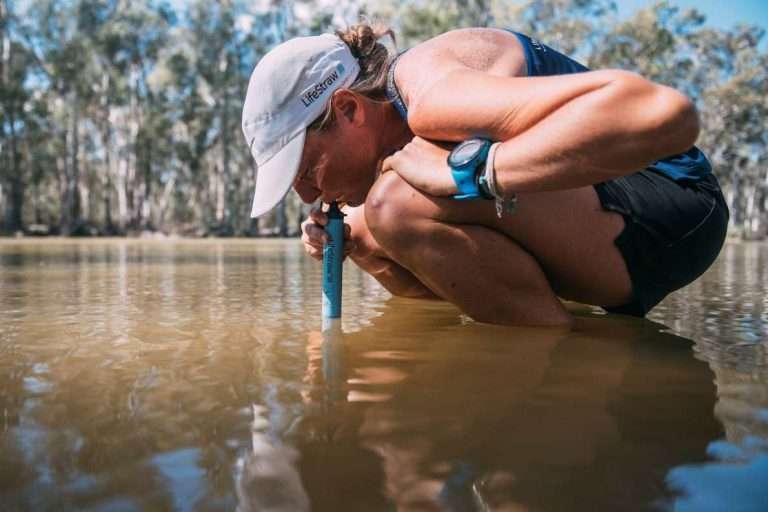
top-left (392, 28), bottom-right (529, 111)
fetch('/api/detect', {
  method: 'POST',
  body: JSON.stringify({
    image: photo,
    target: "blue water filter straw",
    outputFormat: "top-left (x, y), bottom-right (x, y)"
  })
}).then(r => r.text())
top-left (322, 202), bottom-right (344, 330)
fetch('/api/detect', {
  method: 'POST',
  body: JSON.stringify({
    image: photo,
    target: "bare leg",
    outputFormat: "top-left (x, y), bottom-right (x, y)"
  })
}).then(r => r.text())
top-left (344, 204), bottom-right (439, 300)
top-left (360, 172), bottom-right (633, 326)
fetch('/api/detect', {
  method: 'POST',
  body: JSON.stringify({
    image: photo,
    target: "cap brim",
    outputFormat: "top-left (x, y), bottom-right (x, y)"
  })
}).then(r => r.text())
top-left (250, 131), bottom-right (306, 218)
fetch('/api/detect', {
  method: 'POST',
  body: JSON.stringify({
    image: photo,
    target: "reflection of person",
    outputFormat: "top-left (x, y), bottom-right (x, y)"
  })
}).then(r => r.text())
top-left (234, 405), bottom-right (310, 512)
top-left (242, 24), bottom-right (729, 326)
top-left (294, 300), bottom-right (723, 511)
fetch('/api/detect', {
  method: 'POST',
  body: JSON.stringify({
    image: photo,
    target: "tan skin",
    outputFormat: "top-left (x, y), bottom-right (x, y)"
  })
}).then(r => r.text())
top-left (296, 28), bottom-right (700, 327)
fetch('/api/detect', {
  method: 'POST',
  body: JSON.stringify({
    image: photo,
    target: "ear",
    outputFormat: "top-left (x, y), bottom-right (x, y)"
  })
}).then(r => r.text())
top-left (331, 89), bottom-right (366, 127)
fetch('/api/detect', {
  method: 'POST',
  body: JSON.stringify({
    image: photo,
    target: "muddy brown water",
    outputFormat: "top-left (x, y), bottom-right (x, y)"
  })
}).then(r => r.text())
top-left (1, 239), bottom-right (766, 512)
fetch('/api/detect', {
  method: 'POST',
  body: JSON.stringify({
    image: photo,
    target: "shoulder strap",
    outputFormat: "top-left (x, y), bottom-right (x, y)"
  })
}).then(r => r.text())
top-left (386, 52), bottom-right (409, 120)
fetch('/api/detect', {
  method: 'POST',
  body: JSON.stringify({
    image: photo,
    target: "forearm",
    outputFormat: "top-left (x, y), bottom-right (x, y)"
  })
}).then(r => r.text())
top-left (493, 71), bottom-right (700, 193)
top-left (411, 68), bottom-right (699, 192)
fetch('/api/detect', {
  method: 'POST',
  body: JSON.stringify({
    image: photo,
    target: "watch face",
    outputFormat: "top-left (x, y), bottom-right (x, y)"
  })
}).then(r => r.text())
top-left (450, 139), bottom-right (485, 167)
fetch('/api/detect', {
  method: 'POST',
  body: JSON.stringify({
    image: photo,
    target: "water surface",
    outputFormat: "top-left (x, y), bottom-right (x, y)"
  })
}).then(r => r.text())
top-left (1, 239), bottom-right (766, 511)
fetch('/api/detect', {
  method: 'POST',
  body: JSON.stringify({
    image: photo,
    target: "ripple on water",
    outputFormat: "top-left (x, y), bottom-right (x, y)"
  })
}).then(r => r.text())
top-left (0, 239), bottom-right (767, 511)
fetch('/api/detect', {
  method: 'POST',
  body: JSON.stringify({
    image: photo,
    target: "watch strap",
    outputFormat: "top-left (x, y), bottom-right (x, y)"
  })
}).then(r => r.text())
top-left (449, 139), bottom-right (492, 200)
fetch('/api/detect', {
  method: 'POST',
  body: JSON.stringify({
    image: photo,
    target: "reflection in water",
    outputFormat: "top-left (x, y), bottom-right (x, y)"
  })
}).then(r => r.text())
top-left (662, 364), bottom-right (768, 512)
top-left (0, 239), bottom-right (766, 511)
top-left (234, 405), bottom-right (309, 512)
top-left (649, 242), bottom-right (768, 512)
top-left (299, 301), bottom-right (723, 511)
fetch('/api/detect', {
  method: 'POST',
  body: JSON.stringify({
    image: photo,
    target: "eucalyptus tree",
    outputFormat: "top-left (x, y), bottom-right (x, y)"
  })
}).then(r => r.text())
top-left (186, 0), bottom-right (245, 235)
top-left (591, 3), bottom-right (767, 237)
top-left (18, 0), bottom-right (90, 233)
top-left (101, 1), bottom-right (173, 231)
top-left (689, 26), bottom-right (767, 237)
top-left (360, 0), bottom-right (494, 48)
top-left (84, 0), bottom-right (132, 233)
top-left (2, 0), bottom-right (763, 238)
top-left (164, 0), bottom-right (303, 236)
top-left (20, 91), bottom-right (60, 228)
top-left (0, 0), bottom-right (28, 233)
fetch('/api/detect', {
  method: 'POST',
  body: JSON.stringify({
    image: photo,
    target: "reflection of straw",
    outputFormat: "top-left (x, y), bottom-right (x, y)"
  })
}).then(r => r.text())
top-left (322, 319), bottom-right (344, 405)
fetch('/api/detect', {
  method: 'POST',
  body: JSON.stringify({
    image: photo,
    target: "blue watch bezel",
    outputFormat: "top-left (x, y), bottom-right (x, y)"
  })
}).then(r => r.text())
top-left (448, 138), bottom-right (492, 200)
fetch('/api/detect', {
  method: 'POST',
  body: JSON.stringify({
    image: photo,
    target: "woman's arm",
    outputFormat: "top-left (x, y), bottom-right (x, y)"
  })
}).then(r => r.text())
top-left (405, 67), bottom-right (700, 192)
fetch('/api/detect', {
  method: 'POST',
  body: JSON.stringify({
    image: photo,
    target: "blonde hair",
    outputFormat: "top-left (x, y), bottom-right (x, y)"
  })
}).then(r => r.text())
top-left (309, 22), bottom-right (396, 131)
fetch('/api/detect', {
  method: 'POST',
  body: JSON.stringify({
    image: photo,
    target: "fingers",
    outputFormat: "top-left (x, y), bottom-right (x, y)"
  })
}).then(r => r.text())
top-left (380, 140), bottom-right (414, 175)
top-left (301, 221), bottom-right (326, 260)
top-left (301, 207), bottom-right (357, 261)
top-left (381, 154), bottom-right (394, 173)
top-left (309, 205), bottom-right (328, 226)
top-left (302, 206), bottom-right (328, 260)
top-left (343, 222), bottom-right (357, 257)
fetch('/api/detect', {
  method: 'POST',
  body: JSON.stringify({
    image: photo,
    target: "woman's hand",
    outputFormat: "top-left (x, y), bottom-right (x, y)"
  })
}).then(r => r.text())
top-left (301, 205), bottom-right (356, 261)
top-left (381, 137), bottom-right (457, 197)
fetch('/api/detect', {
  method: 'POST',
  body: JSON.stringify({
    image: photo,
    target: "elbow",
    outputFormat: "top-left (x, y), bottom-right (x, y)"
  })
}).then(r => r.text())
top-left (656, 86), bottom-right (700, 154)
top-left (639, 81), bottom-right (700, 155)
top-left (609, 72), bottom-right (700, 156)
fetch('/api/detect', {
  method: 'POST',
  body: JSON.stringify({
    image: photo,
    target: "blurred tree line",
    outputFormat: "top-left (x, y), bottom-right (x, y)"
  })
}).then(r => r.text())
top-left (1, 0), bottom-right (766, 238)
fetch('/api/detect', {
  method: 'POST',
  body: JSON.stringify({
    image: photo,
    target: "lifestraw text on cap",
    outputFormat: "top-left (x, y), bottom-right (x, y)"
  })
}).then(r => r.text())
top-left (300, 64), bottom-right (346, 108)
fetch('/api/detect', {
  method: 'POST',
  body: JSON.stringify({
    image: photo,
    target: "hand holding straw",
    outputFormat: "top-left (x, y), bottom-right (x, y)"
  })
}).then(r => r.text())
top-left (322, 201), bottom-right (344, 331)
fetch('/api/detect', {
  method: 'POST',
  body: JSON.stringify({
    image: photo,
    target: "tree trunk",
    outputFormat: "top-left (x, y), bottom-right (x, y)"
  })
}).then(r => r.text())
top-left (142, 135), bottom-right (152, 230)
top-left (222, 101), bottom-right (233, 231)
top-left (214, 162), bottom-right (224, 225)
top-left (157, 174), bottom-right (176, 231)
top-left (100, 74), bottom-right (115, 233)
top-left (102, 123), bottom-right (114, 232)
top-left (127, 65), bottom-right (140, 228)
top-left (277, 198), bottom-right (287, 237)
top-left (117, 154), bottom-right (129, 230)
top-left (730, 164), bottom-right (742, 230)
top-left (5, 107), bottom-right (24, 233)
top-left (58, 131), bottom-right (69, 230)
top-left (296, 202), bottom-right (306, 235)
top-left (64, 98), bottom-right (81, 234)
top-left (1, 7), bottom-right (24, 234)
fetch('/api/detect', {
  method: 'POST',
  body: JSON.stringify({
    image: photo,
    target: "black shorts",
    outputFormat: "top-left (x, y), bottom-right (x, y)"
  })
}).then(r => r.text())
top-left (594, 170), bottom-right (729, 316)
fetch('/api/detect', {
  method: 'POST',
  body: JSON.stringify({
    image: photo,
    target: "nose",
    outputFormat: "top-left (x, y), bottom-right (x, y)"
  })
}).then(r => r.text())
top-left (294, 180), bottom-right (321, 204)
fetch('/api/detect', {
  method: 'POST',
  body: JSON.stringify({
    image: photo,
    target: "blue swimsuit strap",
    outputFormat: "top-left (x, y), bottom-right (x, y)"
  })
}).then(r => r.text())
top-left (386, 52), bottom-right (409, 120)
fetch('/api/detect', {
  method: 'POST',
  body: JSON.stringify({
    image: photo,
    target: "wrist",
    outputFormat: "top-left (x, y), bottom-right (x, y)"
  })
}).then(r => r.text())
top-left (483, 141), bottom-right (518, 217)
top-left (489, 142), bottom-right (507, 198)
top-left (447, 138), bottom-right (492, 200)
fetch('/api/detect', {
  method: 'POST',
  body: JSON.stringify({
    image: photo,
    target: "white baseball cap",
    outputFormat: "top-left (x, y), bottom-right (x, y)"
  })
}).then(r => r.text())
top-left (242, 34), bottom-right (360, 218)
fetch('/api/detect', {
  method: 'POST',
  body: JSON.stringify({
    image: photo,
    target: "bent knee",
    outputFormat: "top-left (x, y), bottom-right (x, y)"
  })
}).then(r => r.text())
top-left (364, 172), bottom-right (426, 249)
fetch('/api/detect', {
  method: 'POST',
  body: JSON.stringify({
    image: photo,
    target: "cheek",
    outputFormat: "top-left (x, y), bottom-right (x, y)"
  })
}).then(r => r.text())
top-left (351, 137), bottom-right (378, 177)
top-left (319, 132), bottom-right (379, 191)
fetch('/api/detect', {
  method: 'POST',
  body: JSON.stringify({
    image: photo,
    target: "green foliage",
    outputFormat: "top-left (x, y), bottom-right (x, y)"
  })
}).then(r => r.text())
top-left (0, 0), bottom-right (765, 237)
